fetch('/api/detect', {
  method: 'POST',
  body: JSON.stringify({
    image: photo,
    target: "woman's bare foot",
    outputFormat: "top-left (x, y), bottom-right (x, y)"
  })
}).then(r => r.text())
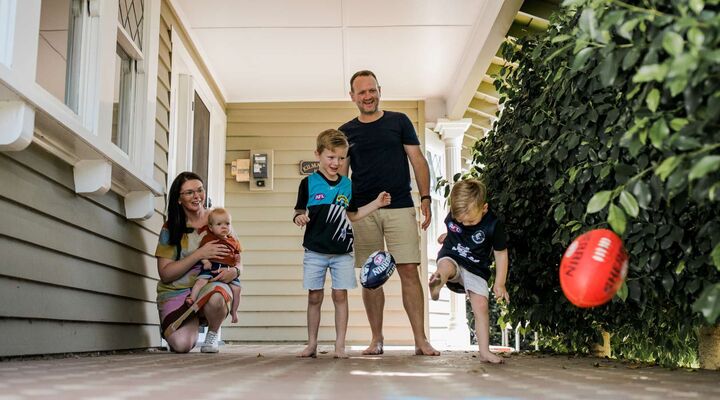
top-left (298, 345), bottom-right (317, 358)
top-left (478, 350), bottom-right (503, 364)
top-left (361, 341), bottom-right (384, 355)
top-left (429, 272), bottom-right (444, 301)
top-left (415, 340), bottom-right (440, 356)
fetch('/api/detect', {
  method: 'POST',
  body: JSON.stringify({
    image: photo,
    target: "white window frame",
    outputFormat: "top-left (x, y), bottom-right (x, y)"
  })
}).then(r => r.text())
top-left (0, 0), bottom-right (163, 219)
top-left (168, 27), bottom-right (226, 208)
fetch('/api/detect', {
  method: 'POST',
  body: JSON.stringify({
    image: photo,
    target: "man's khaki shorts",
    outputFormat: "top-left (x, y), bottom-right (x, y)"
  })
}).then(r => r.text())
top-left (352, 207), bottom-right (421, 268)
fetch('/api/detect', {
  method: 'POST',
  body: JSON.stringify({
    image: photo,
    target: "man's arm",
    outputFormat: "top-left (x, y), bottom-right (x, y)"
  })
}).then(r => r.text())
top-left (404, 144), bottom-right (432, 230)
top-left (339, 157), bottom-right (350, 177)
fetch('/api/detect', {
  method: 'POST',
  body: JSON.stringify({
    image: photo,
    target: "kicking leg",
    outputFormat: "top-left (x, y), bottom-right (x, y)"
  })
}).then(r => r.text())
top-left (429, 258), bottom-right (458, 301)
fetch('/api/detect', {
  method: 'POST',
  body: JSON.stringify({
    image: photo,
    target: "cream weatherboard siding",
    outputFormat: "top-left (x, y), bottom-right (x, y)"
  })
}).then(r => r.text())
top-left (221, 101), bottom-right (429, 345)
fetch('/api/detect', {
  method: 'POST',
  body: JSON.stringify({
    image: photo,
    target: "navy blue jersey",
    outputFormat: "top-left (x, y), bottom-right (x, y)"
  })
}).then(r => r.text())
top-left (294, 172), bottom-right (353, 254)
top-left (340, 111), bottom-right (420, 209)
top-left (437, 210), bottom-right (507, 281)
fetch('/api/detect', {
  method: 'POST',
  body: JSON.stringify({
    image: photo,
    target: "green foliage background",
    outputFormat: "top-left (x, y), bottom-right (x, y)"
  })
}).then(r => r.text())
top-left (470, 0), bottom-right (720, 366)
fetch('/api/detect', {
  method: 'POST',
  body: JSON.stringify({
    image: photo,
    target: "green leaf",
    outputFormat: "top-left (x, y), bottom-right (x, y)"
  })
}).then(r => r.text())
top-left (633, 64), bottom-right (668, 83)
top-left (572, 47), bottom-right (595, 71)
top-left (617, 19), bottom-right (638, 41)
top-left (616, 281), bottom-right (628, 302)
top-left (689, 155), bottom-right (720, 181)
top-left (649, 119), bottom-right (670, 149)
top-left (675, 260), bottom-right (686, 275)
top-left (711, 243), bottom-right (720, 271)
top-left (599, 52), bottom-right (618, 86)
top-left (692, 283), bottom-right (720, 324)
top-left (646, 88), bottom-right (660, 112)
top-left (551, 34), bottom-right (573, 44)
top-left (586, 190), bottom-right (612, 214)
top-left (688, 27), bottom-right (705, 47)
top-left (607, 204), bottom-right (627, 235)
top-left (655, 156), bottom-right (682, 181)
top-left (619, 191), bottom-right (639, 218)
top-left (632, 180), bottom-right (652, 209)
top-left (662, 32), bottom-right (684, 56)
top-left (669, 118), bottom-right (688, 131)
top-left (579, 8), bottom-right (597, 39)
top-left (554, 204), bottom-right (566, 223)
top-left (689, 0), bottom-right (704, 14)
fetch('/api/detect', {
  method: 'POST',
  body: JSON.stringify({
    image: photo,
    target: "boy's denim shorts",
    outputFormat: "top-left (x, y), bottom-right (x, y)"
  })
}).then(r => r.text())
top-left (303, 249), bottom-right (357, 290)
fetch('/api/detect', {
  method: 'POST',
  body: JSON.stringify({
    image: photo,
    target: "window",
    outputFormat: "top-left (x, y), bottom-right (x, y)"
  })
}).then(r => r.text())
top-left (35, 0), bottom-right (83, 112)
top-left (113, 0), bottom-right (144, 154)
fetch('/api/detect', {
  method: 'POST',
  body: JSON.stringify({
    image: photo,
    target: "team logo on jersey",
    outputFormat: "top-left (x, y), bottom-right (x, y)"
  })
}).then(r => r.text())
top-left (448, 222), bottom-right (462, 233)
top-left (314, 193), bottom-right (325, 201)
top-left (472, 230), bottom-right (486, 244)
top-left (335, 194), bottom-right (350, 207)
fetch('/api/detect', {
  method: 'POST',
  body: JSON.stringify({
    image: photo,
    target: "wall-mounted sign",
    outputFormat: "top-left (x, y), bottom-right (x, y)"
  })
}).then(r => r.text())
top-left (300, 161), bottom-right (319, 175)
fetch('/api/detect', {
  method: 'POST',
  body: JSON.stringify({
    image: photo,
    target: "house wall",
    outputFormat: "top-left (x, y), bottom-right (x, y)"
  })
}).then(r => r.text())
top-left (0, 1), bottom-right (181, 357)
top-left (221, 101), bottom-right (429, 344)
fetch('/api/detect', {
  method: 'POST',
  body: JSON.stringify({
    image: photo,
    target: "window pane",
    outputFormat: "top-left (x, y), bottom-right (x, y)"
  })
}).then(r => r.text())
top-left (112, 46), bottom-right (135, 153)
top-left (36, 0), bottom-right (83, 111)
top-left (118, 0), bottom-right (144, 51)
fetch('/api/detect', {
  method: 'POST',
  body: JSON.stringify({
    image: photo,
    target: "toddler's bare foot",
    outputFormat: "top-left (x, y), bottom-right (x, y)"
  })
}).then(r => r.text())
top-left (185, 296), bottom-right (194, 306)
top-left (415, 340), bottom-right (440, 356)
top-left (362, 341), bottom-right (384, 355)
top-left (478, 350), bottom-right (504, 364)
top-left (298, 345), bottom-right (317, 358)
top-left (429, 272), bottom-right (443, 301)
top-left (231, 312), bottom-right (238, 323)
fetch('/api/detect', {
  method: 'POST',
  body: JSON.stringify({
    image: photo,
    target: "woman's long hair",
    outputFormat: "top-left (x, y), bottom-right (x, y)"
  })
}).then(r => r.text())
top-left (167, 172), bottom-right (204, 248)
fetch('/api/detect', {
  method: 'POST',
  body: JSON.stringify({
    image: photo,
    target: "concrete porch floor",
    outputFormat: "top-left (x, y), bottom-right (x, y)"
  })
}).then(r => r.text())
top-left (1, 344), bottom-right (719, 400)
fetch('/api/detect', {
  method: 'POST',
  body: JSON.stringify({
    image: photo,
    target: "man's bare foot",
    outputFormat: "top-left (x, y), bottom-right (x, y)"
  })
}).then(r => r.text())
top-left (478, 351), bottom-right (503, 364)
top-left (415, 341), bottom-right (440, 356)
top-left (298, 345), bottom-right (317, 358)
top-left (429, 272), bottom-right (443, 301)
top-left (362, 341), bottom-right (384, 355)
top-left (231, 312), bottom-right (238, 323)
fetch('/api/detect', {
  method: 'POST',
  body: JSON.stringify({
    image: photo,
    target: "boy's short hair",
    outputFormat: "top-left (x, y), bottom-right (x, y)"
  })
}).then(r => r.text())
top-left (208, 207), bottom-right (231, 225)
top-left (316, 129), bottom-right (348, 153)
top-left (450, 179), bottom-right (487, 217)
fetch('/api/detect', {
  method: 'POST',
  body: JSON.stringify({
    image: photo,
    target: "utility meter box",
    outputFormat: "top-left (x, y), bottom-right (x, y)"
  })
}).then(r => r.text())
top-left (249, 149), bottom-right (273, 191)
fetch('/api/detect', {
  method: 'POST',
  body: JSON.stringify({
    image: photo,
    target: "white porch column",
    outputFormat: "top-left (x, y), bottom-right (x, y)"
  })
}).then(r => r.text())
top-left (434, 118), bottom-right (472, 349)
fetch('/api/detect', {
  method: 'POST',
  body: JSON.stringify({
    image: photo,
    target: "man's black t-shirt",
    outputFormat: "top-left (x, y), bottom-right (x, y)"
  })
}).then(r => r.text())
top-left (437, 210), bottom-right (507, 281)
top-left (340, 111), bottom-right (420, 209)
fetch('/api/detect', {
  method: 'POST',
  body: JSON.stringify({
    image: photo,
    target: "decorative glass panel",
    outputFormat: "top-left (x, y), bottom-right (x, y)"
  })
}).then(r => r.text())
top-left (111, 45), bottom-right (135, 153)
top-left (118, 0), bottom-right (144, 51)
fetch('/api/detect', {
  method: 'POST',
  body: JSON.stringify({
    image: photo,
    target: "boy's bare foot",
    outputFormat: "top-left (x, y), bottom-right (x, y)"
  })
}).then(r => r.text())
top-left (429, 272), bottom-right (443, 301)
top-left (298, 345), bottom-right (317, 358)
top-left (231, 312), bottom-right (238, 323)
top-left (333, 350), bottom-right (349, 359)
top-left (415, 340), bottom-right (440, 356)
top-left (361, 341), bottom-right (384, 355)
top-left (478, 350), bottom-right (504, 364)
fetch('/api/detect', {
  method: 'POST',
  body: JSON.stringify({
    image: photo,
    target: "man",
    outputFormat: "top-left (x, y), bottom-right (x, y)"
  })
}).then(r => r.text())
top-left (339, 70), bottom-right (439, 356)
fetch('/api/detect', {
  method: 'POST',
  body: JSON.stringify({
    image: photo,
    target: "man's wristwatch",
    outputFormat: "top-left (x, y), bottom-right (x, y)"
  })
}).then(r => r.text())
top-left (420, 195), bottom-right (432, 202)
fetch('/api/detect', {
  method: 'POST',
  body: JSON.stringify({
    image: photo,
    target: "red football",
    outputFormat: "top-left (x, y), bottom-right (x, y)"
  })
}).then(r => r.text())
top-left (560, 229), bottom-right (629, 308)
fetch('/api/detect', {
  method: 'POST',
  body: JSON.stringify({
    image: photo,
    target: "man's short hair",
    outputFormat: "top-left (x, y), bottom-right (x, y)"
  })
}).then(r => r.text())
top-left (350, 70), bottom-right (378, 92)
top-left (317, 129), bottom-right (348, 153)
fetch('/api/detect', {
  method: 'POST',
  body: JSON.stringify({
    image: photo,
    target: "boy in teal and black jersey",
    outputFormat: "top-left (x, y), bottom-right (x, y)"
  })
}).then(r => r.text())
top-left (293, 128), bottom-right (390, 358)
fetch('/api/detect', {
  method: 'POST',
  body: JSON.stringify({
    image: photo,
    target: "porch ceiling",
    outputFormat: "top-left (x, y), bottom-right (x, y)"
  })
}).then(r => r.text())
top-left (171, 0), bottom-right (491, 102)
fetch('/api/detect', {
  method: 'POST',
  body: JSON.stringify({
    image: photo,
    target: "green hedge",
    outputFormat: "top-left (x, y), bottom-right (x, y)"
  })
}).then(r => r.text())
top-left (470, 0), bottom-right (720, 365)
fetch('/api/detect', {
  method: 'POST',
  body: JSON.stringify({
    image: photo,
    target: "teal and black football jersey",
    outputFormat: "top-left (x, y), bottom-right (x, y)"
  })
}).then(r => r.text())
top-left (294, 172), bottom-right (353, 254)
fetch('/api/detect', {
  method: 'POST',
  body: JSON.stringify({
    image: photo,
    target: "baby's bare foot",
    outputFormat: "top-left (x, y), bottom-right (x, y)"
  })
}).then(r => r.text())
top-left (231, 312), bottom-right (238, 323)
